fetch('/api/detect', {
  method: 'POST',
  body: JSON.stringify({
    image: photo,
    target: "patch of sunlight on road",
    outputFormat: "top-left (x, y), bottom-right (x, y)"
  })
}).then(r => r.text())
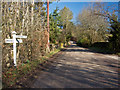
top-left (86, 65), bottom-right (116, 74)
top-left (64, 62), bottom-right (101, 68)
top-left (80, 52), bottom-right (94, 55)
top-left (57, 64), bottom-right (62, 67)
top-left (98, 66), bottom-right (117, 74)
top-left (60, 60), bottom-right (64, 62)
top-left (75, 58), bottom-right (80, 60)
top-left (55, 64), bottom-right (63, 69)
top-left (87, 67), bottom-right (98, 69)
top-left (63, 61), bottom-right (117, 73)
top-left (85, 75), bottom-right (118, 87)
top-left (105, 69), bottom-right (117, 74)
top-left (105, 55), bottom-right (119, 60)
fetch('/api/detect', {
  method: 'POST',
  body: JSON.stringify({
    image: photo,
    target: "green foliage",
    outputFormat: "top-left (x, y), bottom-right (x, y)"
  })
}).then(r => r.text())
top-left (3, 48), bottom-right (60, 88)
top-left (2, 2), bottom-right (51, 87)
top-left (49, 7), bottom-right (62, 44)
top-left (89, 46), bottom-right (114, 54)
top-left (49, 6), bottom-right (74, 46)
top-left (74, 3), bottom-right (111, 48)
top-left (90, 42), bottom-right (114, 54)
top-left (59, 6), bottom-right (73, 26)
top-left (77, 37), bottom-right (91, 47)
top-left (117, 53), bottom-right (120, 56)
top-left (108, 16), bottom-right (120, 53)
top-left (27, 60), bottom-right (30, 63)
top-left (59, 6), bottom-right (73, 44)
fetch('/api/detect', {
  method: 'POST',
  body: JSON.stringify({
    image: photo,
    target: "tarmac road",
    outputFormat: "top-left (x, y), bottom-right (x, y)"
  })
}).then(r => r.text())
top-left (22, 44), bottom-right (119, 88)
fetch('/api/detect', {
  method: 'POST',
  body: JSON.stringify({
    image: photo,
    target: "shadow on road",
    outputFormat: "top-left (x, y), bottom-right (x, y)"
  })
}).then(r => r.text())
top-left (61, 48), bottom-right (90, 52)
top-left (17, 44), bottom-right (119, 88)
top-left (29, 59), bottom-right (119, 88)
top-left (61, 44), bottom-right (115, 55)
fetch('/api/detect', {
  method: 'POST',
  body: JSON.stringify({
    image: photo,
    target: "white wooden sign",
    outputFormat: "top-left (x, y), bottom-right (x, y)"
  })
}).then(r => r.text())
top-left (5, 31), bottom-right (27, 66)
top-left (5, 39), bottom-right (23, 43)
top-left (16, 35), bottom-right (27, 38)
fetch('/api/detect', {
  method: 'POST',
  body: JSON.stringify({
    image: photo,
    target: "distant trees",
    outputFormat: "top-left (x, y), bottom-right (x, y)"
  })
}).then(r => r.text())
top-left (59, 6), bottom-right (73, 44)
top-left (49, 7), bottom-right (61, 44)
top-left (49, 6), bottom-right (74, 46)
top-left (74, 2), bottom-right (120, 53)
top-left (92, 2), bottom-right (120, 53)
top-left (74, 6), bottom-right (109, 47)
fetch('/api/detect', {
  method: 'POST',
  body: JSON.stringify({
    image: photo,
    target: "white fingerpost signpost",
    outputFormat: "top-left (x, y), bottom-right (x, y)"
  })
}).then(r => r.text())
top-left (5, 31), bottom-right (27, 66)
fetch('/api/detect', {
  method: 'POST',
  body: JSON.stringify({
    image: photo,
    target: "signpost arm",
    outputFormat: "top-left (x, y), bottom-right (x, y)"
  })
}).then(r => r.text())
top-left (5, 31), bottom-right (27, 67)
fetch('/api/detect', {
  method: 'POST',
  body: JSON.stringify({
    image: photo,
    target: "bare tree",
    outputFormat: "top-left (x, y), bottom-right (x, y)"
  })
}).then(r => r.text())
top-left (75, 4), bottom-right (109, 45)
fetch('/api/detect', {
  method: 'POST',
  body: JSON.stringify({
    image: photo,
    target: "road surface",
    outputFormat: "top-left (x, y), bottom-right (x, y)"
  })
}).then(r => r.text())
top-left (22, 44), bottom-right (119, 88)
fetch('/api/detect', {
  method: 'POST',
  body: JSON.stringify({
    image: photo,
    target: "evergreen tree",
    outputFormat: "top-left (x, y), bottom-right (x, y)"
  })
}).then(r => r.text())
top-left (49, 7), bottom-right (61, 44)
top-left (59, 6), bottom-right (73, 44)
top-left (109, 14), bottom-right (120, 53)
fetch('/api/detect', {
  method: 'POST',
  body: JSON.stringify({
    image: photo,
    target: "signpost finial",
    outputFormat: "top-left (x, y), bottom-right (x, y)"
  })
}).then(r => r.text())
top-left (12, 31), bottom-right (16, 35)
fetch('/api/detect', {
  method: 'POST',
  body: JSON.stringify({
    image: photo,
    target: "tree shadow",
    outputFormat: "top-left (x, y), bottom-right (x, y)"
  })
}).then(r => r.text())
top-left (28, 62), bottom-right (119, 88)
top-left (61, 45), bottom-right (115, 55)
top-left (17, 44), bottom-right (119, 88)
top-left (24, 56), bottom-right (119, 88)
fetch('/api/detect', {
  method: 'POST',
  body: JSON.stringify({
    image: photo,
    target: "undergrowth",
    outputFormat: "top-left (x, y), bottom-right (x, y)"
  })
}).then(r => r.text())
top-left (2, 49), bottom-right (60, 88)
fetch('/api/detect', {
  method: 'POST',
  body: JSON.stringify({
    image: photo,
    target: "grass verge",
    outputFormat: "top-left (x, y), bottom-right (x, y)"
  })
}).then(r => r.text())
top-left (2, 48), bottom-right (60, 88)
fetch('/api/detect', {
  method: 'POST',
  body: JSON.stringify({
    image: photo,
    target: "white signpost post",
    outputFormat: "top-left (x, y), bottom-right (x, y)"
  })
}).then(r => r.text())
top-left (5, 31), bottom-right (27, 66)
